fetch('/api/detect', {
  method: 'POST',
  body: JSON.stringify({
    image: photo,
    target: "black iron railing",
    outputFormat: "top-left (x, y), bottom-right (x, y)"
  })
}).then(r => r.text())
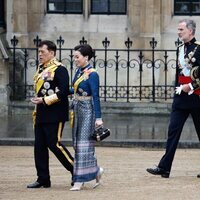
top-left (7, 35), bottom-right (181, 102)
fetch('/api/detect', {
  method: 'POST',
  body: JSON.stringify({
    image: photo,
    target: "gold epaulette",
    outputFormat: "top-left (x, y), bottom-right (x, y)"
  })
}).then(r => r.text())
top-left (44, 58), bottom-right (62, 68)
top-left (52, 59), bottom-right (62, 67)
top-left (195, 41), bottom-right (200, 45)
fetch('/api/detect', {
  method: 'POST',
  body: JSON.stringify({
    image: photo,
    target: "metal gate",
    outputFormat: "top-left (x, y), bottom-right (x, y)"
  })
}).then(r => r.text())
top-left (7, 35), bottom-right (181, 102)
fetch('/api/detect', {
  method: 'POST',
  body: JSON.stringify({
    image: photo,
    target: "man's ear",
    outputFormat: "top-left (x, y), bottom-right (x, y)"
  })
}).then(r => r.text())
top-left (189, 28), bottom-right (193, 35)
top-left (50, 50), bottom-right (55, 56)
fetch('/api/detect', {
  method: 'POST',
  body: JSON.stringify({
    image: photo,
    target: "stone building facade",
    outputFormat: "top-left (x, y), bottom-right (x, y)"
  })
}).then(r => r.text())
top-left (0, 0), bottom-right (200, 114)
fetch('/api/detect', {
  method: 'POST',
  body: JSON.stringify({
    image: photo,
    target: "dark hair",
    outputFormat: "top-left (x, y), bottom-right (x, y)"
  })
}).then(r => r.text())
top-left (74, 44), bottom-right (95, 60)
top-left (38, 40), bottom-right (57, 55)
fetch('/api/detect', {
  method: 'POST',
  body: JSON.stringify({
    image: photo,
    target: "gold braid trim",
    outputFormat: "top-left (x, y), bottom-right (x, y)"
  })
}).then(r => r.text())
top-left (34, 58), bottom-right (62, 94)
top-left (191, 66), bottom-right (199, 80)
top-left (194, 41), bottom-right (200, 46)
top-left (43, 93), bottom-right (59, 106)
top-left (190, 66), bottom-right (200, 90)
top-left (32, 109), bottom-right (36, 128)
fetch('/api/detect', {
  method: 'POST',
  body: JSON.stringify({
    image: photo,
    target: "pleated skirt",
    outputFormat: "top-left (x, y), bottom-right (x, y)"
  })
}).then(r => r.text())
top-left (72, 99), bottom-right (99, 182)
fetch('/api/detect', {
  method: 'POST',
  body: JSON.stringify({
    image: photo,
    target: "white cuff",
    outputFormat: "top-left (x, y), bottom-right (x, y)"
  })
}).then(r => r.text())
top-left (188, 83), bottom-right (194, 95)
top-left (188, 83), bottom-right (194, 90)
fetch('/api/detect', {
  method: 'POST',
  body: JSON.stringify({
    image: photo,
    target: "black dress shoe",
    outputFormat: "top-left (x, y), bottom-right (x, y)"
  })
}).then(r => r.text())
top-left (71, 175), bottom-right (74, 186)
top-left (146, 166), bottom-right (170, 178)
top-left (27, 181), bottom-right (51, 188)
top-left (197, 174), bottom-right (200, 178)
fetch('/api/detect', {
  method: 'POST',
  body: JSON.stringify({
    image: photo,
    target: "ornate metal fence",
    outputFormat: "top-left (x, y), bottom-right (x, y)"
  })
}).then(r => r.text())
top-left (7, 35), bottom-right (181, 102)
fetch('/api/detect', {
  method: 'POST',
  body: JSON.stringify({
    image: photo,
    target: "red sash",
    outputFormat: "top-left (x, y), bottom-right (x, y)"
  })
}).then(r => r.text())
top-left (178, 75), bottom-right (200, 95)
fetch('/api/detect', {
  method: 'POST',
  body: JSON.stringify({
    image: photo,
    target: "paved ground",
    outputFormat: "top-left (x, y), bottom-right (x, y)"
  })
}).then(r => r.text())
top-left (1, 146), bottom-right (200, 200)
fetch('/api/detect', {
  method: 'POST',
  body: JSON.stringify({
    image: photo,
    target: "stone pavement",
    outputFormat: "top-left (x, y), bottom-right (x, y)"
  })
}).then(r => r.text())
top-left (1, 146), bottom-right (200, 200)
top-left (1, 111), bottom-right (200, 199)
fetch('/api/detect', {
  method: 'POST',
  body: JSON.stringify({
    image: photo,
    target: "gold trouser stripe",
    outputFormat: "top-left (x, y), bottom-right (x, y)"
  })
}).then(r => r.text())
top-left (56, 122), bottom-right (74, 165)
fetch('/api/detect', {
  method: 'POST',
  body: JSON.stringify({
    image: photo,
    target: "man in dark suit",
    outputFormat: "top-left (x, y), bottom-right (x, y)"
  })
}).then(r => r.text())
top-left (27, 40), bottom-right (74, 188)
top-left (146, 19), bottom-right (200, 178)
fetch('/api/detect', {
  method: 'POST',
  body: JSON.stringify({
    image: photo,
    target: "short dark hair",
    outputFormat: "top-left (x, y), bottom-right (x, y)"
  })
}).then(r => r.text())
top-left (74, 44), bottom-right (95, 60)
top-left (38, 40), bottom-right (57, 55)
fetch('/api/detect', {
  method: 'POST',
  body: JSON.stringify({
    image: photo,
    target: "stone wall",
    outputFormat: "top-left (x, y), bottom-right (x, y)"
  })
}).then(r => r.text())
top-left (4, 0), bottom-right (200, 49)
top-left (1, 0), bottom-right (200, 115)
top-left (5, 0), bottom-right (161, 48)
top-left (0, 35), bottom-right (9, 115)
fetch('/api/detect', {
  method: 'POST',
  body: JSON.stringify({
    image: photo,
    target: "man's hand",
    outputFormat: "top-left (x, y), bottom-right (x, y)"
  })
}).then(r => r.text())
top-left (182, 84), bottom-right (191, 93)
top-left (31, 97), bottom-right (43, 104)
top-left (175, 85), bottom-right (183, 95)
top-left (175, 84), bottom-right (193, 95)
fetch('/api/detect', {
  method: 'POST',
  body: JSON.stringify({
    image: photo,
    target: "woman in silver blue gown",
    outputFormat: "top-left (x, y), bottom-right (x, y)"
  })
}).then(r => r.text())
top-left (70, 44), bottom-right (104, 191)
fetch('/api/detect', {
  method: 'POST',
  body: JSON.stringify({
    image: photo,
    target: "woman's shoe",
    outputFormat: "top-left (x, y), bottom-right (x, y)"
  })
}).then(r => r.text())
top-left (93, 167), bottom-right (104, 189)
top-left (70, 182), bottom-right (84, 191)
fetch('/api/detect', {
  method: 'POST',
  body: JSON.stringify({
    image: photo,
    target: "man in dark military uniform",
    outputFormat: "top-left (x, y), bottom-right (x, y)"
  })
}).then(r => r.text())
top-left (146, 19), bottom-right (200, 178)
top-left (27, 40), bottom-right (74, 188)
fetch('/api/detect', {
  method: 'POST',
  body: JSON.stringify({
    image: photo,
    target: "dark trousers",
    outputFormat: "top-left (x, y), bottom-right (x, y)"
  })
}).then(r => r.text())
top-left (34, 122), bottom-right (74, 183)
top-left (158, 107), bottom-right (200, 172)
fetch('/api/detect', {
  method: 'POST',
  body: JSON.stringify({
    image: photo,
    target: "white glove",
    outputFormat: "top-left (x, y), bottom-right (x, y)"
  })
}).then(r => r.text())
top-left (175, 85), bottom-right (183, 95)
top-left (188, 90), bottom-right (194, 95)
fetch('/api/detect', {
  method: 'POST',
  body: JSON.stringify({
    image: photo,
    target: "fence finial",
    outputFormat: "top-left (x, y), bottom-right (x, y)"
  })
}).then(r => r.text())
top-left (33, 35), bottom-right (41, 47)
top-left (79, 37), bottom-right (87, 45)
top-left (125, 37), bottom-right (133, 49)
top-left (149, 37), bottom-right (157, 49)
top-left (11, 35), bottom-right (18, 47)
top-left (102, 37), bottom-right (110, 48)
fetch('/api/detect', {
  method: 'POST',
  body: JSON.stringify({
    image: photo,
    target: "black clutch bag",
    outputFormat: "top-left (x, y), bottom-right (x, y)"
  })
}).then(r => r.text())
top-left (92, 126), bottom-right (111, 142)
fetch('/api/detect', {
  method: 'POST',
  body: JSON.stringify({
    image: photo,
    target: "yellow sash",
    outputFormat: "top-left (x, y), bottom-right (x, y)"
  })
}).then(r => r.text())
top-left (34, 59), bottom-right (62, 94)
top-left (73, 68), bottom-right (96, 94)
top-left (73, 76), bottom-right (84, 94)
top-left (70, 68), bottom-right (96, 128)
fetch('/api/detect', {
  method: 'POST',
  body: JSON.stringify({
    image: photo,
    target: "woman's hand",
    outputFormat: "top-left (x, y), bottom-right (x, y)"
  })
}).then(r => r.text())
top-left (95, 118), bottom-right (103, 127)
